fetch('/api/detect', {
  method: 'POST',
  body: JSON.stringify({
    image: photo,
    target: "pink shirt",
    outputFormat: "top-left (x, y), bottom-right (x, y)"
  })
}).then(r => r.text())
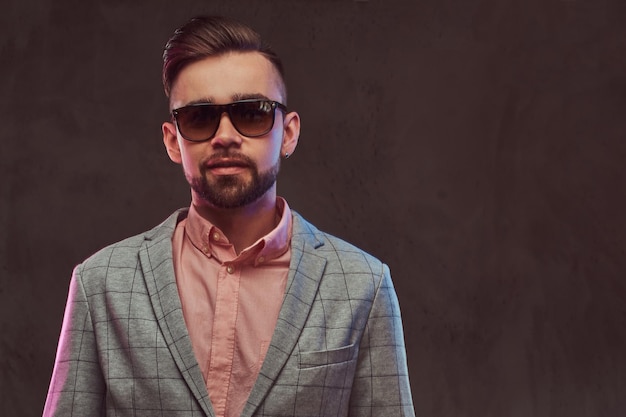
top-left (171, 198), bottom-right (292, 417)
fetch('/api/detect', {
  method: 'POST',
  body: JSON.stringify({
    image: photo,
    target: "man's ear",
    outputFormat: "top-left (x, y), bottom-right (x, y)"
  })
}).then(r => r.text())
top-left (162, 121), bottom-right (182, 164)
top-left (281, 111), bottom-right (300, 157)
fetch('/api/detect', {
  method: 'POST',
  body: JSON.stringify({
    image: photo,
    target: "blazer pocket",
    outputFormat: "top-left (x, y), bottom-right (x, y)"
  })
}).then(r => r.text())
top-left (298, 343), bottom-right (357, 369)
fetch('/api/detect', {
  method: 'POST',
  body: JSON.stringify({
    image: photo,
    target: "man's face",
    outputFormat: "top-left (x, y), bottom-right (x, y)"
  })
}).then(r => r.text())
top-left (162, 52), bottom-right (299, 210)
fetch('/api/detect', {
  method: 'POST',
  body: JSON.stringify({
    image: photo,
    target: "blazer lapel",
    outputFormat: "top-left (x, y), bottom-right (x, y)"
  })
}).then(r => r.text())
top-left (242, 212), bottom-right (327, 417)
top-left (139, 210), bottom-right (215, 417)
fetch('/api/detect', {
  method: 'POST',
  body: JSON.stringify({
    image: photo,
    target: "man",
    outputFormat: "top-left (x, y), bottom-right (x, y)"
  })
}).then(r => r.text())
top-left (44, 16), bottom-right (415, 417)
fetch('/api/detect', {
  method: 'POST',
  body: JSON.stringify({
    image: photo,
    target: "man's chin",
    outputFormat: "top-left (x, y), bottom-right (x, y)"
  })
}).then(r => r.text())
top-left (190, 181), bottom-right (251, 209)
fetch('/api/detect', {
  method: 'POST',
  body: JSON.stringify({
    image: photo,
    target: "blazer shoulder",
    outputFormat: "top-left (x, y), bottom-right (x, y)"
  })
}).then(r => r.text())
top-left (291, 210), bottom-right (386, 276)
top-left (77, 209), bottom-right (186, 278)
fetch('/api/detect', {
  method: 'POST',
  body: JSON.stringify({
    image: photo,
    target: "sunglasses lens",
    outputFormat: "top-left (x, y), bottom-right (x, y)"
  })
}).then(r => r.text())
top-left (176, 106), bottom-right (219, 141)
top-left (231, 101), bottom-right (275, 136)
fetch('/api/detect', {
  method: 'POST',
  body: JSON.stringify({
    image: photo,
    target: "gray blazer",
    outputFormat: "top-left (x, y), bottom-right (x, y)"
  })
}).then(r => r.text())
top-left (44, 209), bottom-right (415, 417)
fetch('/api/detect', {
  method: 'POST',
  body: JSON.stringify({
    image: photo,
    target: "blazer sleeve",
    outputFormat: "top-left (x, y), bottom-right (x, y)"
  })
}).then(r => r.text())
top-left (43, 264), bottom-right (105, 417)
top-left (349, 264), bottom-right (416, 417)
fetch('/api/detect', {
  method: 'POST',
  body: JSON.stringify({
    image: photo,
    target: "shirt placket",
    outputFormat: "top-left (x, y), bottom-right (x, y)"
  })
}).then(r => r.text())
top-left (206, 260), bottom-right (241, 417)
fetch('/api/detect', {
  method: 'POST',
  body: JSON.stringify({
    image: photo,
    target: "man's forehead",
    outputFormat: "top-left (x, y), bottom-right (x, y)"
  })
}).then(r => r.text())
top-left (169, 52), bottom-right (286, 108)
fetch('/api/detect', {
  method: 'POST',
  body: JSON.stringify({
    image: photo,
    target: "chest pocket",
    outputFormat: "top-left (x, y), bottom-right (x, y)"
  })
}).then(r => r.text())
top-left (298, 343), bottom-right (357, 369)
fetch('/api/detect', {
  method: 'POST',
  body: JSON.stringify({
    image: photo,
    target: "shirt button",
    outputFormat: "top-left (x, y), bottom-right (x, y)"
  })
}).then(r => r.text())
top-left (212, 232), bottom-right (220, 241)
top-left (226, 265), bottom-right (235, 274)
top-left (257, 256), bottom-right (265, 263)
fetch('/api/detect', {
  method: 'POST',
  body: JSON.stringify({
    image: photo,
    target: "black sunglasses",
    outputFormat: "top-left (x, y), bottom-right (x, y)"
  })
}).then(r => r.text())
top-left (171, 99), bottom-right (287, 142)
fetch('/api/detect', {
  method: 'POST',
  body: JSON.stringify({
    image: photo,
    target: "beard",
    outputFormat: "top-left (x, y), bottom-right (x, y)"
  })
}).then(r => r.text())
top-left (188, 152), bottom-right (280, 209)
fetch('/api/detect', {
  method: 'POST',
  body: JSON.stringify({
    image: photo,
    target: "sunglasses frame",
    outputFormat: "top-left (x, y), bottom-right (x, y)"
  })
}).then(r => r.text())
top-left (171, 99), bottom-right (288, 142)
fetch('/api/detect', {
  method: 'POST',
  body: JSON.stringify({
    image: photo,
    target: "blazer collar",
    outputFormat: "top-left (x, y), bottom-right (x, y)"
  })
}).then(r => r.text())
top-left (139, 208), bottom-right (216, 417)
top-left (242, 211), bottom-right (328, 417)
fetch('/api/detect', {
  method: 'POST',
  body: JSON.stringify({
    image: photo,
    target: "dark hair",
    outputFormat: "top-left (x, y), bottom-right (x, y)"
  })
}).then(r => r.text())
top-left (162, 16), bottom-right (286, 99)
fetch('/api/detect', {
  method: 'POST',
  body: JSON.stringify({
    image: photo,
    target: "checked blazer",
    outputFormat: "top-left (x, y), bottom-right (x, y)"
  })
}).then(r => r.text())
top-left (44, 209), bottom-right (415, 417)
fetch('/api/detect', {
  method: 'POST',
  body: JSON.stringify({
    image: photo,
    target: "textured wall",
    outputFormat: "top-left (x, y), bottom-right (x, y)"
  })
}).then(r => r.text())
top-left (2, 0), bottom-right (626, 416)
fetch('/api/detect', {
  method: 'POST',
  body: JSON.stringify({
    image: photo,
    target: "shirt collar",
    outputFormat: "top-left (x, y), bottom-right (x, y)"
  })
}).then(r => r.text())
top-left (185, 197), bottom-right (292, 265)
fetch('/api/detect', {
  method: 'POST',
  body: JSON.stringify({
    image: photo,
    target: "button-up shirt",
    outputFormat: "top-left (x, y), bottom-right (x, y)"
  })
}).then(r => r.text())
top-left (172, 198), bottom-right (292, 417)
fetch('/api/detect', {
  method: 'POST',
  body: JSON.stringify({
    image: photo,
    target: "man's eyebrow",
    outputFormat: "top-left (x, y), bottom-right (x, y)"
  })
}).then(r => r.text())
top-left (184, 98), bottom-right (214, 106)
top-left (232, 93), bottom-right (270, 101)
top-left (178, 94), bottom-right (270, 108)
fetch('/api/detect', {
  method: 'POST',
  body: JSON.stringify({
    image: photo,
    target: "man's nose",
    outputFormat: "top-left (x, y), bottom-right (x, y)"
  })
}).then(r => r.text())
top-left (210, 113), bottom-right (243, 147)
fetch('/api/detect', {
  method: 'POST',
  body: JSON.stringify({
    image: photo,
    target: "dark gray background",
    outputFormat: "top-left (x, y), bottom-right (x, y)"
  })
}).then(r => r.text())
top-left (2, 0), bottom-right (626, 416)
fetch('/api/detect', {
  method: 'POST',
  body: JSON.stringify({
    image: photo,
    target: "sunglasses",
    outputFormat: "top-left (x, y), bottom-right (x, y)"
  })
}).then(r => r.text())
top-left (171, 99), bottom-right (287, 142)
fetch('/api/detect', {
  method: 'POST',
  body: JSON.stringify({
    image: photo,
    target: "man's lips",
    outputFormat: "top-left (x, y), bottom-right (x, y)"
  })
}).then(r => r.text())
top-left (204, 158), bottom-right (251, 175)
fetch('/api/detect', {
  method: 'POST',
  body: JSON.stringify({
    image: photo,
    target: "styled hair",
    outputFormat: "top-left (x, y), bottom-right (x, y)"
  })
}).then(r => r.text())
top-left (162, 16), bottom-right (286, 100)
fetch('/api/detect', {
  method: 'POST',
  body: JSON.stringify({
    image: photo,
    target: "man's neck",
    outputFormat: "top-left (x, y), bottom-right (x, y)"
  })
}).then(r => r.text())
top-left (191, 192), bottom-right (280, 255)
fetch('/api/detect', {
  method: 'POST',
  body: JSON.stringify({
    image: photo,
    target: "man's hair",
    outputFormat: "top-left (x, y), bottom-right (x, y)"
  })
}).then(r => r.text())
top-left (162, 16), bottom-right (286, 100)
